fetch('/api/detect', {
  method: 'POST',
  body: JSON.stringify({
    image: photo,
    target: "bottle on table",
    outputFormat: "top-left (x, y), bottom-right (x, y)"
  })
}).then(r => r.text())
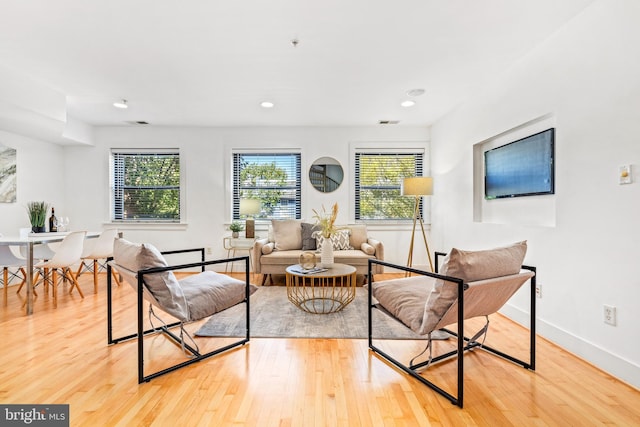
top-left (49, 206), bottom-right (57, 232)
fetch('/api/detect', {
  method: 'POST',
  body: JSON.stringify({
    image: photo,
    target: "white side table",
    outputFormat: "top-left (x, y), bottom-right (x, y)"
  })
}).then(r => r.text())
top-left (223, 237), bottom-right (255, 275)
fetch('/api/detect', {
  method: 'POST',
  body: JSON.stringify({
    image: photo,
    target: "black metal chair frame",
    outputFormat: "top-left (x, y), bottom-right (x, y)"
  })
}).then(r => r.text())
top-left (107, 247), bottom-right (251, 383)
top-left (367, 253), bottom-right (536, 407)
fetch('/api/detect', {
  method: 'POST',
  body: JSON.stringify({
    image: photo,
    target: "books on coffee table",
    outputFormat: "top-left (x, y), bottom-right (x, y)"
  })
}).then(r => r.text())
top-left (289, 265), bottom-right (328, 275)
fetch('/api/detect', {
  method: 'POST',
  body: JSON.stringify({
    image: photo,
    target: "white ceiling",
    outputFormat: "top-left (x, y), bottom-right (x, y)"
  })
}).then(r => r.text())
top-left (0, 0), bottom-right (595, 128)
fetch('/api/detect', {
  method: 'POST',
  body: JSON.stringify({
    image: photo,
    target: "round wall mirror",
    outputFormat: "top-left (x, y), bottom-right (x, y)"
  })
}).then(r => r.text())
top-left (309, 157), bottom-right (344, 193)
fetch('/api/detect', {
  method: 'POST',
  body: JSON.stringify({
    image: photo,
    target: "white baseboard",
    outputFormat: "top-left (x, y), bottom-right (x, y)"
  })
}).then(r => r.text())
top-left (501, 303), bottom-right (640, 390)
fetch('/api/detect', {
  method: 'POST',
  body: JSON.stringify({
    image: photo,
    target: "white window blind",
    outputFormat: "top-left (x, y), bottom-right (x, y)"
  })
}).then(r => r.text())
top-left (112, 149), bottom-right (181, 222)
top-left (232, 152), bottom-right (301, 220)
top-left (354, 151), bottom-right (424, 220)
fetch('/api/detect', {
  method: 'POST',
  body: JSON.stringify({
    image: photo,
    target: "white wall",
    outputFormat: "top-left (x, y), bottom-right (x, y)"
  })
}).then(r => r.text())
top-left (0, 130), bottom-right (66, 234)
top-left (63, 126), bottom-right (430, 267)
top-left (430, 0), bottom-right (640, 387)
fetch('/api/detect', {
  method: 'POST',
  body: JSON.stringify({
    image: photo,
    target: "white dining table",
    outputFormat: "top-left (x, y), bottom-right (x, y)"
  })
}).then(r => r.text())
top-left (0, 231), bottom-right (100, 315)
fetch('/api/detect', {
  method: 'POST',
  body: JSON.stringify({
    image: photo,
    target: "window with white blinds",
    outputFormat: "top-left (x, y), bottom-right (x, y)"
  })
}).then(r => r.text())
top-left (354, 151), bottom-right (424, 220)
top-left (232, 152), bottom-right (301, 220)
top-left (111, 149), bottom-right (181, 222)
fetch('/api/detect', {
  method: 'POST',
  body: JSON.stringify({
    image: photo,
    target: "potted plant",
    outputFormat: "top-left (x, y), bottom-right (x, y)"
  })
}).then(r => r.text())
top-left (229, 221), bottom-right (244, 238)
top-left (26, 201), bottom-right (49, 233)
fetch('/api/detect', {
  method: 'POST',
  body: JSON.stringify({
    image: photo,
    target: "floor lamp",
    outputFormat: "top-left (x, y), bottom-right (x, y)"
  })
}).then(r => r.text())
top-left (239, 199), bottom-right (261, 238)
top-left (402, 177), bottom-right (434, 272)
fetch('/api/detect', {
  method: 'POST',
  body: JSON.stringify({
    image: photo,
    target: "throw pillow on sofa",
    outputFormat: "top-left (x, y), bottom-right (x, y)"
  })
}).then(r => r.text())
top-left (361, 242), bottom-right (376, 255)
top-left (348, 224), bottom-right (369, 248)
top-left (315, 229), bottom-right (352, 251)
top-left (272, 219), bottom-right (302, 250)
top-left (301, 222), bottom-right (319, 250)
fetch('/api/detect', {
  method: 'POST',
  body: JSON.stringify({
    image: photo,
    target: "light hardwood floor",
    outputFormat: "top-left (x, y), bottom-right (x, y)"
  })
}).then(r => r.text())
top-left (1, 272), bottom-right (639, 426)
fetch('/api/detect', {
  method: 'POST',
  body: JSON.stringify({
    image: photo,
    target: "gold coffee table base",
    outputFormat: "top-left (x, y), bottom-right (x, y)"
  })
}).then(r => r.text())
top-left (285, 263), bottom-right (357, 314)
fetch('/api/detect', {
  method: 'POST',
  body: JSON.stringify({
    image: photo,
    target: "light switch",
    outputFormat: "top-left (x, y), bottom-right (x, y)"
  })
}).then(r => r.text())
top-left (619, 165), bottom-right (632, 184)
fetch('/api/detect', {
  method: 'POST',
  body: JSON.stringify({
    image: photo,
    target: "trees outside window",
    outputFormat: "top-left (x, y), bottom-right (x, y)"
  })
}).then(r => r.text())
top-left (355, 151), bottom-right (424, 220)
top-left (232, 152), bottom-right (301, 220)
top-left (112, 149), bottom-right (181, 222)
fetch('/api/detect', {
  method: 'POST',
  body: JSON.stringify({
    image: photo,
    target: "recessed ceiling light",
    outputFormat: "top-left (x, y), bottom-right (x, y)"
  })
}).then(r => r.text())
top-left (260, 101), bottom-right (274, 108)
top-left (113, 99), bottom-right (128, 109)
top-left (406, 88), bottom-right (425, 97)
top-left (401, 100), bottom-right (416, 107)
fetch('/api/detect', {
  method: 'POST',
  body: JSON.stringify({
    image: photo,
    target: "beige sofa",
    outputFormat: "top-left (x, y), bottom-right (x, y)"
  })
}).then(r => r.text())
top-left (252, 220), bottom-right (384, 285)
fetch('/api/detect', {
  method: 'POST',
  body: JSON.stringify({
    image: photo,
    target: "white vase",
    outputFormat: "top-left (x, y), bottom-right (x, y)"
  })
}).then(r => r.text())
top-left (321, 241), bottom-right (334, 268)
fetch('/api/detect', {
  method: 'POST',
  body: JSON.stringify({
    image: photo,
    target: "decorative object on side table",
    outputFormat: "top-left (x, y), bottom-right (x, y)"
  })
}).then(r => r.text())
top-left (26, 201), bottom-right (49, 233)
top-left (239, 199), bottom-right (261, 238)
top-left (312, 202), bottom-right (339, 268)
top-left (229, 221), bottom-right (244, 238)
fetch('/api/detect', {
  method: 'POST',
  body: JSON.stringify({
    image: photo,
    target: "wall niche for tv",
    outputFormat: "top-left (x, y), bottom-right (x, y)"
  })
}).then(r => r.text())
top-left (473, 115), bottom-right (557, 227)
top-left (484, 128), bottom-right (555, 200)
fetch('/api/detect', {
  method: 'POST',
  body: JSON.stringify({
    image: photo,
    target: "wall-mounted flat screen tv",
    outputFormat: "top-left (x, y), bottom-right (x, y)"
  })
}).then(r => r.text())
top-left (484, 128), bottom-right (555, 199)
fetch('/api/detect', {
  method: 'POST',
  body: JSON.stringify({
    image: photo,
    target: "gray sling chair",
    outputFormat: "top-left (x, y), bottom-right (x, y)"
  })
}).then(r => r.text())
top-left (107, 238), bottom-right (258, 383)
top-left (367, 241), bottom-right (536, 408)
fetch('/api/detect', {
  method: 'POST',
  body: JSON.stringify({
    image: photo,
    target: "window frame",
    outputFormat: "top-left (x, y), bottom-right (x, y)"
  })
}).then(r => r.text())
top-left (351, 144), bottom-right (429, 224)
top-left (109, 148), bottom-right (185, 224)
top-left (231, 150), bottom-right (302, 221)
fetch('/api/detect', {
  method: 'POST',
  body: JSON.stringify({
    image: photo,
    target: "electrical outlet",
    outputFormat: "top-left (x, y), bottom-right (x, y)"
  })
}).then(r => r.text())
top-left (535, 283), bottom-right (542, 298)
top-left (206, 247), bottom-right (213, 255)
top-left (604, 305), bottom-right (616, 326)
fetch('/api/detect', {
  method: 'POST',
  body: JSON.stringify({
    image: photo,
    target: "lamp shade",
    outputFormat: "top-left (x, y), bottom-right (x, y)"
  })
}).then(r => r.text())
top-left (401, 177), bottom-right (433, 196)
top-left (239, 199), bottom-right (261, 216)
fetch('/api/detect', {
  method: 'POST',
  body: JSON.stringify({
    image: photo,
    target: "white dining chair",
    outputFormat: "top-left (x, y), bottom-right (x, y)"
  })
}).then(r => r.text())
top-left (16, 243), bottom-right (57, 295)
top-left (30, 231), bottom-right (87, 308)
top-left (0, 245), bottom-right (27, 304)
top-left (19, 244), bottom-right (57, 263)
top-left (76, 228), bottom-right (121, 293)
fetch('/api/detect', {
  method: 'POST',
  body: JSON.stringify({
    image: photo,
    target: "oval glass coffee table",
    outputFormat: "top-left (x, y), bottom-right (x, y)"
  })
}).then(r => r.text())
top-left (285, 263), bottom-right (357, 314)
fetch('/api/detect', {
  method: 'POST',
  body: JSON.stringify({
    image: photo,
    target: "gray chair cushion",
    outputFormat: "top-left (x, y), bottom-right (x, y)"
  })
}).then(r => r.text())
top-left (180, 271), bottom-right (258, 321)
top-left (371, 241), bottom-right (529, 335)
top-left (420, 241), bottom-right (527, 334)
top-left (370, 276), bottom-right (435, 332)
top-left (113, 238), bottom-right (257, 322)
top-left (114, 238), bottom-right (189, 321)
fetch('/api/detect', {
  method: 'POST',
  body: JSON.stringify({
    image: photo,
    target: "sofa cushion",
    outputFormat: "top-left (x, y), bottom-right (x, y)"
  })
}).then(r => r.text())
top-left (113, 238), bottom-right (189, 321)
top-left (272, 219), bottom-right (302, 250)
top-left (333, 249), bottom-right (375, 266)
top-left (361, 242), bottom-right (375, 255)
top-left (316, 229), bottom-right (352, 250)
top-left (260, 248), bottom-right (373, 265)
top-left (348, 224), bottom-right (369, 249)
top-left (301, 222), bottom-right (319, 250)
top-left (419, 241), bottom-right (527, 334)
